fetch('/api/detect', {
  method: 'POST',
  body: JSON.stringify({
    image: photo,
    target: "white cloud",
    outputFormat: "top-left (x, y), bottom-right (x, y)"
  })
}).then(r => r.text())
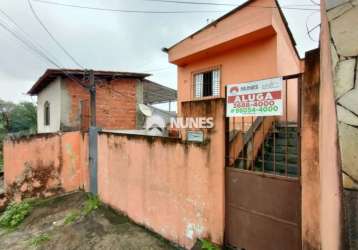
top-left (0, 0), bottom-right (319, 103)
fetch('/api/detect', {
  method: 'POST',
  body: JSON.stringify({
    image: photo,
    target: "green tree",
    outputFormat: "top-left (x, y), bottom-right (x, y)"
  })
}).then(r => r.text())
top-left (8, 102), bottom-right (37, 133)
top-left (0, 99), bottom-right (37, 171)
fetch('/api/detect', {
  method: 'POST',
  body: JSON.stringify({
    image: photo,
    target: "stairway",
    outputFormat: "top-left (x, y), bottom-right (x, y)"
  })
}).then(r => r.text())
top-left (255, 122), bottom-right (299, 177)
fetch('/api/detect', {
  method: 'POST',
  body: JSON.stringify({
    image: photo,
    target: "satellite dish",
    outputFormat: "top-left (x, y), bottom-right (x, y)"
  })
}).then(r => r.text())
top-left (138, 104), bottom-right (153, 117)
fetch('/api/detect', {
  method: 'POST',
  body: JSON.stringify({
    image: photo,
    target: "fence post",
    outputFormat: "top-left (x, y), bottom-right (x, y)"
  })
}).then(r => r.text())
top-left (89, 127), bottom-right (100, 195)
top-left (301, 48), bottom-right (321, 250)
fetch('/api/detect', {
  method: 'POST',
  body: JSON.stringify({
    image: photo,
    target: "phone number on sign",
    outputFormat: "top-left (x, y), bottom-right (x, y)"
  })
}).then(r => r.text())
top-left (230, 105), bottom-right (279, 114)
top-left (234, 100), bottom-right (275, 108)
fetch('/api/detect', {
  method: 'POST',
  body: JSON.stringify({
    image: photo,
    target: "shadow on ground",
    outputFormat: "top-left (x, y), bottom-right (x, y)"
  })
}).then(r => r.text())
top-left (0, 192), bottom-right (180, 250)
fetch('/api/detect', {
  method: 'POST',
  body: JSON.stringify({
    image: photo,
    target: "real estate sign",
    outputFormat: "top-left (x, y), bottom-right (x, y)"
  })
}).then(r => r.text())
top-left (226, 77), bottom-right (283, 117)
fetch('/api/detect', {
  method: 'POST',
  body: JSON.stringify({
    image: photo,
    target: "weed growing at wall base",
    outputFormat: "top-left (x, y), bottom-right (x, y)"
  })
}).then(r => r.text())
top-left (0, 201), bottom-right (32, 228)
top-left (200, 239), bottom-right (220, 250)
top-left (28, 233), bottom-right (51, 247)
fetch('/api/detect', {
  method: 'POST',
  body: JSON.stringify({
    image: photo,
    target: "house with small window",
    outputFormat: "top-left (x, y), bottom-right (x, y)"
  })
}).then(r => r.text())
top-left (166, 0), bottom-right (303, 114)
top-left (165, 0), bottom-right (305, 249)
top-left (28, 69), bottom-right (177, 133)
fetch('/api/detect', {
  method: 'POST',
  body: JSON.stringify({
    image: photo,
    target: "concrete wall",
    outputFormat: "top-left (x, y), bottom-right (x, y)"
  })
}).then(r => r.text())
top-left (97, 99), bottom-right (225, 249)
top-left (321, 1), bottom-right (358, 249)
top-left (37, 77), bottom-right (62, 133)
top-left (169, 0), bottom-right (302, 121)
top-left (3, 132), bottom-right (89, 201)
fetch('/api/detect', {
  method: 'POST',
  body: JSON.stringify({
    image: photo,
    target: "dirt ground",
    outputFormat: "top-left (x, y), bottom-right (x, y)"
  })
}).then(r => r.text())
top-left (0, 192), bottom-right (180, 250)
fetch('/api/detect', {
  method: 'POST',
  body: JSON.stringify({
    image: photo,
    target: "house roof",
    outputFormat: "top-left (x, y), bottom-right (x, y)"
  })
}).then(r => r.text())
top-left (28, 69), bottom-right (151, 95)
top-left (28, 68), bottom-right (177, 104)
top-left (143, 79), bottom-right (177, 104)
top-left (167, 0), bottom-right (299, 58)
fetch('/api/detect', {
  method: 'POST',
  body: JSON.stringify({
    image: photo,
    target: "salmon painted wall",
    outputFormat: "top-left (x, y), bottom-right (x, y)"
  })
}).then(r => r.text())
top-left (169, 0), bottom-right (302, 121)
top-left (3, 132), bottom-right (88, 200)
top-left (97, 99), bottom-right (225, 249)
top-left (319, 2), bottom-right (344, 249)
top-left (176, 36), bottom-right (278, 107)
top-left (168, 0), bottom-right (274, 64)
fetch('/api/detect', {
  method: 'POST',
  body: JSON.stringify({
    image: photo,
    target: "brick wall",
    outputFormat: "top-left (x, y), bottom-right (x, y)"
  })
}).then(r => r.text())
top-left (64, 78), bottom-right (137, 130)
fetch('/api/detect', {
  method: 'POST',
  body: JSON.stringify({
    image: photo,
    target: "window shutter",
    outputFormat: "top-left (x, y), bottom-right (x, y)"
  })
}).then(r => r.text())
top-left (212, 69), bottom-right (220, 96)
top-left (195, 73), bottom-right (203, 98)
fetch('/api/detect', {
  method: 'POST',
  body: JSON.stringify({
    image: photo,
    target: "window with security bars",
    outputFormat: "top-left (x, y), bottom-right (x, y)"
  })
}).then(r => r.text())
top-left (194, 69), bottom-right (220, 98)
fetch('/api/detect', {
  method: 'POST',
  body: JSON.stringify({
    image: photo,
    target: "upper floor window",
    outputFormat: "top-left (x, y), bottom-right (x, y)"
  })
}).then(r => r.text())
top-left (194, 69), bottom-right (220, 98)
top-left (44, 101), bottom-right (50, 126)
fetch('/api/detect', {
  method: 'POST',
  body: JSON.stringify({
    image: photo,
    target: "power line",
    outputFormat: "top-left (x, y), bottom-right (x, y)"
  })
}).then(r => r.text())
top-left (28, 0), bottom-right (84, 69)
top-left (146, 0), bottom-right (236, 6)
top-left (0, 17), bottom-right (86, 87)
top-left (145, 0), bottom-right (320, 11)
top-left (0, 18), bottom-right (61, 68)
top-left (32, 0), bottom-right (227, 13)
top-left (0, 7), bottom-right (62, 67)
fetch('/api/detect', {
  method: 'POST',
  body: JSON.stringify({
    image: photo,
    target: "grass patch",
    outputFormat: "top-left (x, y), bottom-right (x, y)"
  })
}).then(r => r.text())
top-left (83, 193), bottom-right (100, 215)
top-left (0, 201), bottom-right (32, 229)
top-left (64, 211), bottom-right (80, 225)
top-left (63, 193), bottom-right (100, 225)
top-left (28, 233), bottom-right (50, 247)
top-left (200, 239), bottom-right (220, 250)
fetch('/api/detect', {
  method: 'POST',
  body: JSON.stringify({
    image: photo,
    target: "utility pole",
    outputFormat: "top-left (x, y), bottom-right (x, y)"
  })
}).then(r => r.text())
top-left (89, 70), bottom-right (96, 127)
top-left (88, 69), bottom-right (98, 195)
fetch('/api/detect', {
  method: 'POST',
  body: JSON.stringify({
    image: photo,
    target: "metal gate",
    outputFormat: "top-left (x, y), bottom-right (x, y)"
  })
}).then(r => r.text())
top-left (225, 74), bottom-right (302, 250)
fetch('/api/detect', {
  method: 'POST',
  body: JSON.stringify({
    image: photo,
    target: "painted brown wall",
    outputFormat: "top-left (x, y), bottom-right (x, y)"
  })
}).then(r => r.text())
top-left (301, 49), bottom-right (321, 250)
top-left (3, 132), bottom-right (89, 201)
top-left (97, 99), bottom-right (225, 249)
top-left (64, 78), bottom-right (137, 130)
top-left (319, 1), bottom-right (344, 249)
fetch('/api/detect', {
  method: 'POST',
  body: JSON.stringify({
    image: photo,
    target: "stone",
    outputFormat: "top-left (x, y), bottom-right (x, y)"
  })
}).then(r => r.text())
top-left (353, 0), bottom-right (358, 6)
top-left (327, 2), bottom-right (353, 21)
top-left (343, 173), bottom-right (358, 190)
top-left (331, 6), bottom-right (358, 56)
top-left (338, 122), bottom-right (358, 181)
top-left (338, 88), bottom-right (358, 115)
top-left (20, 183), bottom-right (28, 192)
top-left (330, 42), bottom-right (339, 70)
top-left (0, 196), bottom-right (8, 211)
top-left (326, 0), bottom-right (350, 10)
top-left (337, 105), bottom-right (358, 126)
top-left (33, 179), bottom-right (42, 188)
top-left (334, 59), bottom-right (355, 98)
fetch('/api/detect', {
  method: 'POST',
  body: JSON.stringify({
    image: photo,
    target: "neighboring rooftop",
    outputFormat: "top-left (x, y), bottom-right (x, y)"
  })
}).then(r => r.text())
top-left (166, 0), bottom-right (300, 64)
top-left (27, 69), bottom-right (177, 104)
top-left (28, 69), bottom-right (151, 95)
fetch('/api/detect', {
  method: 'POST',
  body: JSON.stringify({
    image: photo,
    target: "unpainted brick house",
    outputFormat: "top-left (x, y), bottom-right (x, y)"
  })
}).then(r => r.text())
top-left (28, 69), bottom-right (177, 133)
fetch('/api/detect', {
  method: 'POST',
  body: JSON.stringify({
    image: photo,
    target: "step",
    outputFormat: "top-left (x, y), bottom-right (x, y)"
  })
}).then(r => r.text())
top-left (275, 122), bottom-right (298, 128)
top-left (265, 138), bottom-right (298, 147)
top-left (272, 127), bottom-right (299, 134)
top-left (268, 131), bottom-right (298, 139)
top-left (257, 152), bottom-right (298, 164)
top-left (255, 160), bottom-right (299, 176)
top-left (264, 145), bottom-right (298, 155)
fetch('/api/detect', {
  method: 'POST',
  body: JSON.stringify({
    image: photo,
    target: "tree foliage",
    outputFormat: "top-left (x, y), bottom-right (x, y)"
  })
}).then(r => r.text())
top-left (0, 99), bottom-right (37, 170)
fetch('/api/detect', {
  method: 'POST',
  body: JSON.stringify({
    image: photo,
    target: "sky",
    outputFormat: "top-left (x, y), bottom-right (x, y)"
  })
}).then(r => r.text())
top-left (0, 0), bottom-right (320, 104)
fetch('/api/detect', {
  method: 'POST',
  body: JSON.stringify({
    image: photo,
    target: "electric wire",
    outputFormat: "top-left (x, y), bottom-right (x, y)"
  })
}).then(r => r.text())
top-left (0, 17), bottom-right (86, 87)
top-left (0, 7), bottom-right (62, 67)
top-left (32, 0), bottom-right (226, 13)
top-left (144, 0), bottom-right (320, 11)
top-left (33, 0), bottom-right (320, 12)
top-left (28, 0), bottom-right (84, 69)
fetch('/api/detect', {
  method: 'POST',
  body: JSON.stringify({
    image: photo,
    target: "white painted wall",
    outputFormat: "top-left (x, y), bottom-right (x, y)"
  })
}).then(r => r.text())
top-left (37, 77), bottom-right (62, 133)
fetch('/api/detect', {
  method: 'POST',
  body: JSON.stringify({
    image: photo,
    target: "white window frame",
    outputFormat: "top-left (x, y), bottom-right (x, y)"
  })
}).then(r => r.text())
top-left (193, 68), bottom-right (221, 99)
